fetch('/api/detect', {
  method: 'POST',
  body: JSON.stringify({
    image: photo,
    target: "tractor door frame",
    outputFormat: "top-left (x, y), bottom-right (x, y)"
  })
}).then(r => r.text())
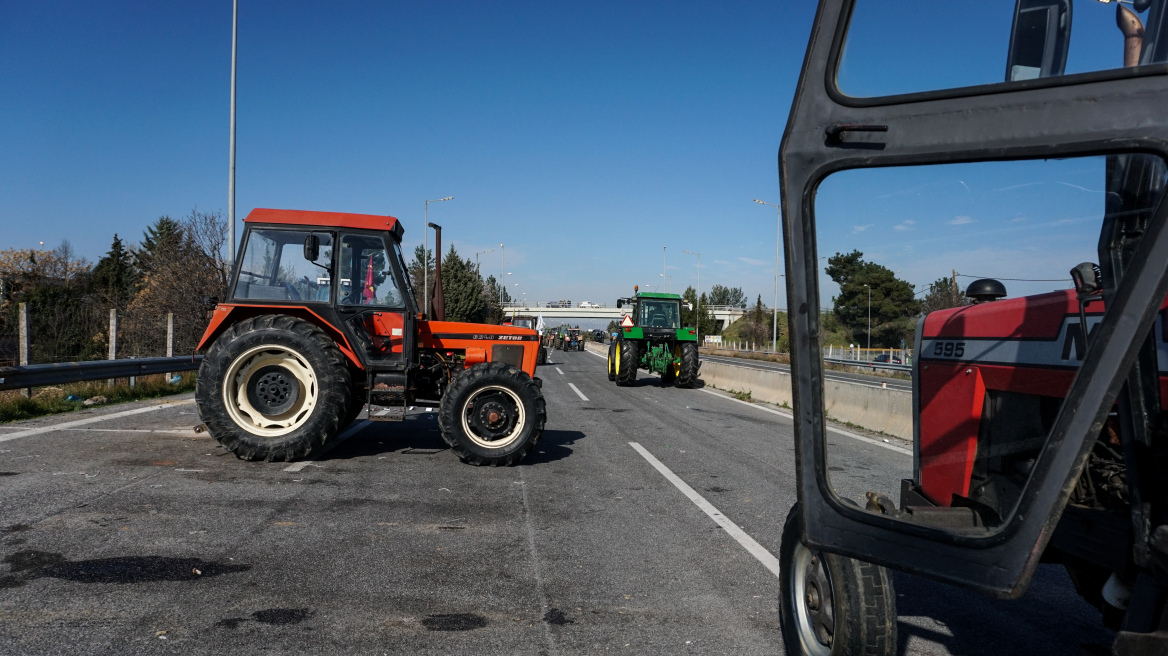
top-left (782, 0), bottom-right (1168, 597)
top-left (332, 228), bottom-right (417, 373)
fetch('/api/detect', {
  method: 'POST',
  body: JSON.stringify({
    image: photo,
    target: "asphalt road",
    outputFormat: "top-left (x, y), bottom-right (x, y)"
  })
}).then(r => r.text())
top-left (700, 353), bottom-right (913, 392)
top-left (0, 351), bottom-right (1111, 654)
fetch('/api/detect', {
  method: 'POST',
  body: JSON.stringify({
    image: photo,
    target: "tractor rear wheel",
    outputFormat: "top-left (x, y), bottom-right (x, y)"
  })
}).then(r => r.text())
top-left (779, 502), bottom-right (897, 656)
top-left (438, 361), bottom-right (546, 466)
top-left (196, 315), bottom-right (351, 462)
top-left (612, 338), bottom-right (621, 380)
top-left (676, 342), bottom-right (699, 388)
top-left (616, 339), bottom-right (638, 386)
top-left (537, 347), bottom-right (547, 365)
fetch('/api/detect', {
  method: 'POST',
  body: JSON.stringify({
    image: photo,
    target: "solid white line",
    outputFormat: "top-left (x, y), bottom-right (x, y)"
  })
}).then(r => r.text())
top-left (586, 349), bottom-right (607, 360)
top-left (629, 441), bottom-right (781, 578)
top-left (0, 400), bottom-right (196, 443)
top-left (283, 419), bottom-right (372, 472)
top-left (556, 367), bottom-right (564, 375)
top-left (567, 383), bottom-right (589, 402)
top-left (699, 388), bottom-right (911, 456)
top-left (61, 428), bottom-right (199, 435)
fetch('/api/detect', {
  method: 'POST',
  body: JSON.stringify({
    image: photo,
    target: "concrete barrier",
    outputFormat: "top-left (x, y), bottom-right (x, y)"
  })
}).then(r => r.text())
top-left (580, 342), bottom-right (913, 440)
top-left (697, 360), bottom-right (912, 441)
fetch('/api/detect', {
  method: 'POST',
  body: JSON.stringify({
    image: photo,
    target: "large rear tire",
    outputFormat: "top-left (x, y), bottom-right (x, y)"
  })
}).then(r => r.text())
top-left (612, 338), bottom-right (621, 380)
top-left (676, 341), bottom-right (699, 388)
top-left (196, 315), bottom-right (352, 462)
top-left (537, 347), bottom-right (548, 366)
top-left (779, 502), bottom-right (897, 656)
top-left (615, 339), bottom-right (638, 386)
top-left (438, 362), bottom-right (546, 466)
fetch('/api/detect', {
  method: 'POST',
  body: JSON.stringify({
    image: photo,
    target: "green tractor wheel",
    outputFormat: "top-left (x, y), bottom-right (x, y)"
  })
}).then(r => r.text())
top-left (676, 342), bottom-right (699, 388)
top-left (615, 339), bottom-right (638, 386)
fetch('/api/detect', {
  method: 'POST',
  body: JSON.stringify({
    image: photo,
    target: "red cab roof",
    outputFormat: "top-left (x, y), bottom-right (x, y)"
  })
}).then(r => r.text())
top-left (244, 208), bottom-right (400, 233)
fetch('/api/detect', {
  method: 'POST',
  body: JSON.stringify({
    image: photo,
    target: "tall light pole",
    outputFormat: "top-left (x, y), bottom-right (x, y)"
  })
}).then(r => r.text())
top-left (500, 244), bottom-right (505, 303)
top-left (475, 248), bottom-right (494, 272)
top-left (227, 0), bottom-right (238, 265)
top-left (423, 196), bottom-right (453, 316)
top-left (662, 246), bottom-right (667, 290)
top-left (864, 283), bottom-right (872, 354)
top-left (683, 250), bottom-right (700, 344)
top-left (753, 199), bottom-right (782, 352)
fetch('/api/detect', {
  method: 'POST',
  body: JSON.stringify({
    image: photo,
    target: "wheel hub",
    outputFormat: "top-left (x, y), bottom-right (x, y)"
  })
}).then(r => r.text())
top-left (469, 394), bottom-right (516, 441)
top-left (246, 365), bottom-right (300, 415)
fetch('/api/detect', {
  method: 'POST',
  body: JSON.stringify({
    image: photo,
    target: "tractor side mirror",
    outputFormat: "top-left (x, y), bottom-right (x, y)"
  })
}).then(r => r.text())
top-left (683, 302), bottom-right (694, 311)
top-left (303, 234), bottom-right (320, 262)
top-left (616, 299), bottom-right (623, 308)
top-left (1005, 0), bottom-right (1071, 82)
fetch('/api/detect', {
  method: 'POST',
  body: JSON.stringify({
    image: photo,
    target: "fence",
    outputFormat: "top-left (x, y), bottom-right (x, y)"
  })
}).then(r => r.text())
top-left (823, 345), bottom-right (913, 366)
top-left (0, 302), bottom-right (205, 394)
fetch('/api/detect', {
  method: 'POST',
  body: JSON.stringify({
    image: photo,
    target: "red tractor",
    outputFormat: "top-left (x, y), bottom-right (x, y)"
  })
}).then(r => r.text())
top-left (195, 208), bottom-right (545, 465)
top-left (775, 1), bottom-right (1168, 654)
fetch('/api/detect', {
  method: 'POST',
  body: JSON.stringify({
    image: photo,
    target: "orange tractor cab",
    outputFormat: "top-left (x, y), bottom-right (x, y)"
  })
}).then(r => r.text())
top-left (195, 208), bottom-right (545, 465)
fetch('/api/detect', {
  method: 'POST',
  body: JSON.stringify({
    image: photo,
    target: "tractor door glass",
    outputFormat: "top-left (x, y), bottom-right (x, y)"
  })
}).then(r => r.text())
top-left (391, 241), bottom-right (416, 314)
top-left (813, 154), bottom-right (1166, 532)
top-left (838, 0), bottom-right (1168, 98)
top-left (233, 229), bottom-right (333, 302)
top-left (339, 235), bottom-right (404, 307)
top-left (639, 300), bottom-right (680, 329)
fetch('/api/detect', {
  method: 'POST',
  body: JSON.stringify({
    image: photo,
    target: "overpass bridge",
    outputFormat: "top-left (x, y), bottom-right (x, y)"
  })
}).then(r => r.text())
top-left (501, 304), bottom-right (747, 331)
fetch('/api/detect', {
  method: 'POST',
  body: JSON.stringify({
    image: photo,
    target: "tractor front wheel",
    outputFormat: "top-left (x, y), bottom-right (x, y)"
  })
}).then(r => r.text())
top-left (661, 345), bottom-right (678, 385)
top-left (438, 362), bottom-right (546, 466)
top-left (676, 342), bottom-right (699, 388)
top-left (537, 347), bottom-right (548, 366)
top-left (778, 502), bottom-right (897, 656)
top-left (615, 339), bottom-right (638, 386)
top-left (196, 315), bottom-right (352, 462)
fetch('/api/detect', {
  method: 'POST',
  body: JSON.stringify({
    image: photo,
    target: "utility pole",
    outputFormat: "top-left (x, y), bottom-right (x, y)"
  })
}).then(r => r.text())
top-left (753, 199), bottom-right (782, 353)
top-left (864, 283), bottom-right (872, 354)
top-left (662, 246), bottom-right (667, 292)
top-left (683, 250), bottom-right (700, 344)
top-left (500, 243), bottom-right (505, 304)
top-left (227, 0), bottom-right (238, 266)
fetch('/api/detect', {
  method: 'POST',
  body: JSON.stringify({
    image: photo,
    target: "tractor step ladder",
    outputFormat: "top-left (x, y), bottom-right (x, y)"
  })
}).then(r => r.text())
top-left (367, 372), bottom-right (407, 422)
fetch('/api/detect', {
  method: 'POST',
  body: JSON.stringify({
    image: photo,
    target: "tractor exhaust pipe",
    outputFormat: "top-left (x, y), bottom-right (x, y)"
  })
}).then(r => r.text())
top-left (428, 223), bottom-right (445, 321)
top-left (1117, 4), bottom-right (1145, 68)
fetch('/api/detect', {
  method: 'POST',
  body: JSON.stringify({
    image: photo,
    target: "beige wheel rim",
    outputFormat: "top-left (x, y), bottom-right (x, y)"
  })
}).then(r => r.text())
top-left (223, 344), bottom-right (319, 437)
top-left (460, 385), bottom-right (526, 449)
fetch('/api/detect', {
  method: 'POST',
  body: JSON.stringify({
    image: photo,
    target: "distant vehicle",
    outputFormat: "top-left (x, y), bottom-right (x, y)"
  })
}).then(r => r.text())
top-left (579, 301), bottom-right (599, 308)
top-left (592, 329), bottom-right (606, 342)
top-left (872, 354), bottom-right (902, 364)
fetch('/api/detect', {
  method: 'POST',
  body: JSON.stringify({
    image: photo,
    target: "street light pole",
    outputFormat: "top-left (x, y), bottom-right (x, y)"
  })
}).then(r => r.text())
top-left (500, 244), bottom-right (505, 304)
top-left (475, 248), bottom-right (494, 272)
top-left (753, 199), bottom-right (782, 352)
top-left (683, 250), bottom-right (700, 344)
top-left (227, 0), bottom-right (238, 266)
top-left (864, 283), bottom-right (872, 354)
top-left (663, 246), bottom-right (667, 292)
top-left (423, 196), bottom-right (453, 317)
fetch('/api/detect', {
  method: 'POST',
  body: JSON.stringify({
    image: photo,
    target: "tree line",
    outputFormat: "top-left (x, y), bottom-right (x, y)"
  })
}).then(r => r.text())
top-left (0, 210), bottom-right (228, 364)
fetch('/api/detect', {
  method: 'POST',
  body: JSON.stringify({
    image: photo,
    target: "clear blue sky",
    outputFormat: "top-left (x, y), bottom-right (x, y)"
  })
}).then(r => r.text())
top-left (0, 1), bottom-right (1140, 308)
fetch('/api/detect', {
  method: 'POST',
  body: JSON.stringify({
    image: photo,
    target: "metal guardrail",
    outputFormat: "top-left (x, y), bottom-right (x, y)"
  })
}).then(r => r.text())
top-left (0, 356), bottom-right (203, 391)
top-left (824, 357), bottom-right (912, 372)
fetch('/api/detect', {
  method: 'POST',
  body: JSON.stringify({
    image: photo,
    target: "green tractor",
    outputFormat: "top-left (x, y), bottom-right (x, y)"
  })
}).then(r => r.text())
top-left (606, 289), bottom-right (699, 387)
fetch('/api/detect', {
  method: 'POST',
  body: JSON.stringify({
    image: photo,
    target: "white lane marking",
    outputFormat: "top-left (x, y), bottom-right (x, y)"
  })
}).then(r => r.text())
top-left (629, 441), bottom-right (781, 578)
top-left (67, 427), bottom-right (196, 434)
top-left (586, 349), bottom-right (607, 360)
top-left (0, 400), bottom-right (197, 443)
top-left (283, 419), bottom-right (372, 472)
top-left (556, 368), bottom-right (564, 375)
top-left (699, 388), bottom-right (911, 456)
top-left (567, 383), bottom-right (589, 402)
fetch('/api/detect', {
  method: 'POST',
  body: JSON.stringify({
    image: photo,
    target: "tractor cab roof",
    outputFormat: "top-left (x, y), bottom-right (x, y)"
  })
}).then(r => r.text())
top-left (635, 292), bottom-right (682, 300)
top-left (245, 208), bottom-right (403, 239)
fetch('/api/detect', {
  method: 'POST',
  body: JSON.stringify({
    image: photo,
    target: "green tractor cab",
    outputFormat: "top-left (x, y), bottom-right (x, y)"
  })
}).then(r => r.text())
top-left (606, 289), bottom-right (699, 387)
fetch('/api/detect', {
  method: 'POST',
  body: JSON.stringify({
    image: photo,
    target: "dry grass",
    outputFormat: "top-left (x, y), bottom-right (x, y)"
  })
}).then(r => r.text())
top-left (0, 372), bottom-right (196, 423)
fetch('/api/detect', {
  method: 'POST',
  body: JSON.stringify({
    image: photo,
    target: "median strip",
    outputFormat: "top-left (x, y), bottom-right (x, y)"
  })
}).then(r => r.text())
top-left (629, 441), bottom-right (781, 578)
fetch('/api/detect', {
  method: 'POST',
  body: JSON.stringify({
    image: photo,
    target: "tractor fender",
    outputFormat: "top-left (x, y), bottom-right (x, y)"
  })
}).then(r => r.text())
top-left (197, 304), bottom-right (364, 370)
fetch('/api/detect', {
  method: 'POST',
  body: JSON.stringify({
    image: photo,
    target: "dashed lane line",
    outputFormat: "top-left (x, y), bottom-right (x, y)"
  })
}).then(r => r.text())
top-left (556, 367), bottom-right (564, 375)
top-left (0, 400), bottom-right (197, 443)
top-left (567, 383), bottom-right (589, 402)
top-left (283, 419), bottom-right (373, 472)
top-left (629, 441), bottom-right (782, 578)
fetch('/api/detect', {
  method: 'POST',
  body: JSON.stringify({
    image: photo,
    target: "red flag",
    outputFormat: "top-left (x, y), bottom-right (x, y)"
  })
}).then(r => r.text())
top-left (362, 257), bottom-right (375, 303)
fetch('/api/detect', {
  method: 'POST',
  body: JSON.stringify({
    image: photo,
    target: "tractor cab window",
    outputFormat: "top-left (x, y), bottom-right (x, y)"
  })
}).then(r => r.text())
top-left (639, 300), bottom-right (679, 329)
top-left (339, 234), bottom-right (404, 307)
top-left (234, 229), bottom-right (333, 302)
top-left (838, 0), bottom-right (1168, 98)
